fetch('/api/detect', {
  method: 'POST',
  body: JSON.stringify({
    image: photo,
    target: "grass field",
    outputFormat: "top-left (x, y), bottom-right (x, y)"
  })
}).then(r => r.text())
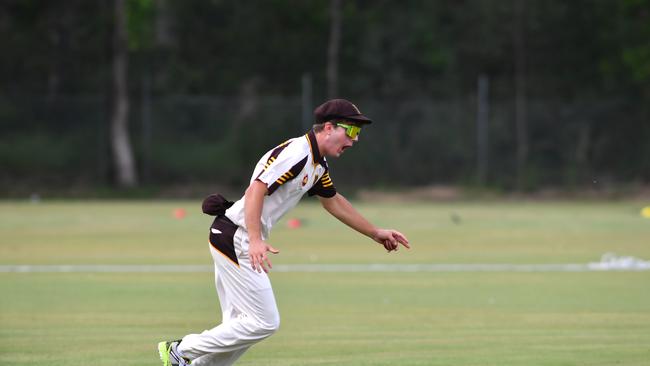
top-left (1, 199), bottom-right (650, 365)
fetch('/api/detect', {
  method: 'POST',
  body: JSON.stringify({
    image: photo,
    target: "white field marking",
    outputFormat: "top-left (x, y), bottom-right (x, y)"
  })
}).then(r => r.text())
top-left (1, 262), bottom-right (649, 273)
top-left (0, 265), bottom-right (213, 273)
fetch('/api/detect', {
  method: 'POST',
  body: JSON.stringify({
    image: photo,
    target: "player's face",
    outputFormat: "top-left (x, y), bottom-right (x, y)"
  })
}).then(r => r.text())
top-left (324, 122), bottom-right (359, 157)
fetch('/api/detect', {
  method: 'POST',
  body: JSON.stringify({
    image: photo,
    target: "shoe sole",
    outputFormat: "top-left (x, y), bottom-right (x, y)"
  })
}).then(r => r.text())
top-left (158, 341), bottom-right (171, 366)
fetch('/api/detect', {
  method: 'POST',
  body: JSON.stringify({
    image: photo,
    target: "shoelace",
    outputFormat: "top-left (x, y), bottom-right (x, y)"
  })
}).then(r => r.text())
top-left (170, 343), bottom-right (191, 366)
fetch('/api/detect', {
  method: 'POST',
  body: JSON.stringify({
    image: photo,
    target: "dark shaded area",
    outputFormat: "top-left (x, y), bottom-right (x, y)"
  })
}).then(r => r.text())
top-left (1, 1), bottom-right (649, 196)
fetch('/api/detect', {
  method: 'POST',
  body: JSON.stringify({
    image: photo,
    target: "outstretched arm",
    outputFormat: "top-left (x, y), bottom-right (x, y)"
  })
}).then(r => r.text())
top-left (244, 180), bottom-right (280, 272)
top-left (318, 193), bottom-right (410, 252)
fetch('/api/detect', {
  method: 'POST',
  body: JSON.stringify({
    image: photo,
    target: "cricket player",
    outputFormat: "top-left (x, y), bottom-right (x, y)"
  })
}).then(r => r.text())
top-left (158, 99), bottom-right (410, 366)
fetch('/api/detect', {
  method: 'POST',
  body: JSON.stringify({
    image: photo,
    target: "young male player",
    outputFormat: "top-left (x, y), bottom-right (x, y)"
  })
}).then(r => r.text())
top-left (159, 99), bottom-right (410, 366)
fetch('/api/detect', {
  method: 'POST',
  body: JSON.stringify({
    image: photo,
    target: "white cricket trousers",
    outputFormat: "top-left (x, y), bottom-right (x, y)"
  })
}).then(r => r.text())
top-left (178, 222), bottom-right (280, 366)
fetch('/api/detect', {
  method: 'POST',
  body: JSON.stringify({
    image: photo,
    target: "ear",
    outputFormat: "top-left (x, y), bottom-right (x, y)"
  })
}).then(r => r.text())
top-left (324, 121), bottom-right (336, 132)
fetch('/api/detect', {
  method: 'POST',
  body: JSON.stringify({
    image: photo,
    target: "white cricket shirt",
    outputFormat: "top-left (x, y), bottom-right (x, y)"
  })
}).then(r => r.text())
top-left (225, 130), bottom-right (336, 239)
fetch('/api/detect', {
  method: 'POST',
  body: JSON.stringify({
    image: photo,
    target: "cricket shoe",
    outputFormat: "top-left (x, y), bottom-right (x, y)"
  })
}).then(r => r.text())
top-left (158, 340), bottom-right (191, 366)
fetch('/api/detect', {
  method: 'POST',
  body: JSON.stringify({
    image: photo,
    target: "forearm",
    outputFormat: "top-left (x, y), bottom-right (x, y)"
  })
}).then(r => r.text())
top-left (244, 180), bottom-right (267, 241)
top-left (244, 180), bottom-right (280, 272)
top-left (320, 194), bottom-right (377, 238)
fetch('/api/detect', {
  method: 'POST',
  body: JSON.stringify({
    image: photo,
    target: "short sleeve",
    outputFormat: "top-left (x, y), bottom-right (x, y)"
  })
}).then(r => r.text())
top-left (256, 145), bottom-right (308, 195)
top-left (307, 170), bottom-right (337, 198)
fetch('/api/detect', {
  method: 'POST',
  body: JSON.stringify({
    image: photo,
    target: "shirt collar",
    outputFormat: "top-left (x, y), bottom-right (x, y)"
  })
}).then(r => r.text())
top-left (306, 129), bottom-right (326, 166)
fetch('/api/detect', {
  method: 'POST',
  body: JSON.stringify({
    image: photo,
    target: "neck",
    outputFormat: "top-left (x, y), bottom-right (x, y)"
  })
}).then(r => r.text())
top-left (314, 130), bottom-right (328, 157)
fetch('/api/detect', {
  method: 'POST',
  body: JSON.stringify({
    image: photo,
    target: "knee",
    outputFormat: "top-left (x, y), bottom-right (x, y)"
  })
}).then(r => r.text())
top-left (260, 313), bottom-right (280, 335)
top-left (252, 309), bottom-right (279, 338)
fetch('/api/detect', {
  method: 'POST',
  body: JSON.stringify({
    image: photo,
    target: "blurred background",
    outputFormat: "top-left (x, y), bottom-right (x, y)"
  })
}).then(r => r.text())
top-left (2, 3), bottom-right (650, 365)
top-left (1, 0), bottom-right (649, 198)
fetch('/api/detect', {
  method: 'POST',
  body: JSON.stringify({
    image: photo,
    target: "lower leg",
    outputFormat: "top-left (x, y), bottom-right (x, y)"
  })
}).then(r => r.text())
top-left (178, 312), bottom-right (279, 360)
top-left (189, 346), bottom-right (250, 366)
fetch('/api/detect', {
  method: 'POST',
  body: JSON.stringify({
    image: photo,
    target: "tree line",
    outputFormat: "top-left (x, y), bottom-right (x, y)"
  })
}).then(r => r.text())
top-left (1, 0), bottom-right (649, 195)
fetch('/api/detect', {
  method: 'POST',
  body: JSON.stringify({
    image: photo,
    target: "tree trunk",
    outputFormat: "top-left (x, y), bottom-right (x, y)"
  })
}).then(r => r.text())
top-left (301, 73), bottom-right (313, 130)
top-left (155, 0), bottom-right (175, 47)
top-left (110, 0), bottom-right (138, 187)
top-left (513, 0), bottom-right (527, 190)
top-left (327, 0), bottom-right (342, 98)
top-left (476, 74), bottom-right (489, 186)
top-left (575, 122), bottom-right (591, 183)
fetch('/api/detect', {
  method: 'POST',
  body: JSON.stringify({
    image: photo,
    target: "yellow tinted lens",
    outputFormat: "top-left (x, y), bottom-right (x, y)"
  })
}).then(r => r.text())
top-left (338, 123), bottom-right (361, 138)
top-left (348, 126), bottom-right (360, 138)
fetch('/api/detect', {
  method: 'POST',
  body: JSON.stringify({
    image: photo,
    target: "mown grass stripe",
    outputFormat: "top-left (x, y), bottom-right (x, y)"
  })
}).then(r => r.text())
top-left (1, 262), bottom-right (649, 273)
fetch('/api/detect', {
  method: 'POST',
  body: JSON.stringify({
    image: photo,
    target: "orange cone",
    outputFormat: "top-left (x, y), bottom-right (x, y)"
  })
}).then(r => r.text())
top-left (173, 208), bottom-right (187, 219)
top-left (287, 218), bottom-right (302, 229)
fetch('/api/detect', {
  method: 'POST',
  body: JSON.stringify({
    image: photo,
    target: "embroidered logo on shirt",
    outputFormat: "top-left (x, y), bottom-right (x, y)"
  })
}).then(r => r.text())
top-left (302, 175), bottom-right (309, 186)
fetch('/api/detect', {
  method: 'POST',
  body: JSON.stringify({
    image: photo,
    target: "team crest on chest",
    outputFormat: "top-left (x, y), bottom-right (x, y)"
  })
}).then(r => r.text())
top-left (301, 174), bottom-right (309, 186)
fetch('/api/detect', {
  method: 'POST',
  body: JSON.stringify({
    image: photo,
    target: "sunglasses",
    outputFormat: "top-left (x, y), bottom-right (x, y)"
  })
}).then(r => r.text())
top-left (336, 122), bottom-right (362, 139)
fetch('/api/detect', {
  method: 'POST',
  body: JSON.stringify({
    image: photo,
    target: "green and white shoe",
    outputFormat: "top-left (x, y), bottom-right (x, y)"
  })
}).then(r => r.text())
top-left (158, 340), bottom-right (191, 366)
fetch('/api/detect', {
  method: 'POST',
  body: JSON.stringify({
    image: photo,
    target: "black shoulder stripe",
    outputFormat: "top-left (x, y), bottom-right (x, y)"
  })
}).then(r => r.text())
top-left (267, 155), bottom-right (308, 195)
top-left (288, 155), bottom-right (308, 178)
top-left (264, 140), bottom-right (292, 170)
top-left (307, 168), bottom-right (336, 198)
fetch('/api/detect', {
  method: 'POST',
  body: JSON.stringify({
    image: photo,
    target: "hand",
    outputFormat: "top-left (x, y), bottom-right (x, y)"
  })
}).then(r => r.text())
top-left (248, 238), bottom-right (280, 273)
top-left (372, 229), bottom-right (410, 252)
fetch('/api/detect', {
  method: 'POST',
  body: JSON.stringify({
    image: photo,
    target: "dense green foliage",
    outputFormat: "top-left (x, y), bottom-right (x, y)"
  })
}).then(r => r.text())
top-left (1, 1), bottom-right (649, 193)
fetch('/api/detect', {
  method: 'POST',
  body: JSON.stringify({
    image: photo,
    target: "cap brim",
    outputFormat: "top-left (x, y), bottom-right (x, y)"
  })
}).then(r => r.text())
top-left (343, 115), bottom-right (373, 125)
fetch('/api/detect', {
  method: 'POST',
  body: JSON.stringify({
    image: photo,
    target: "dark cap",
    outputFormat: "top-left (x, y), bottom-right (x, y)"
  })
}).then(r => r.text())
top-left (314, 99), bottom-right (373, 125)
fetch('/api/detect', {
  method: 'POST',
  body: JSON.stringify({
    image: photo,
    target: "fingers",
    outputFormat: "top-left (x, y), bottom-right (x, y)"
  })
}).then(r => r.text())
top-left (383, 236), bottom-right (398, 252)
top-left (381, 231), bottom-right (410, 252)
top-left (383, 239), bottom-right (392, 252)
top-left (262, 246), bottom-right (279, 272)
top-left (263, 254), bottom-right (273, 271)
top-left (250, 253), bottom-right (269, 273)
top-left (249, 245), bottom-right (279, 273)
top-left (249, 252), bottom-right (261, 273)
top-left (254, 254), bottom-right (269, 273)
top-left (380, 236), bottom-right (394, 251)
top-left (395, 233), bottom-right (410, 249)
